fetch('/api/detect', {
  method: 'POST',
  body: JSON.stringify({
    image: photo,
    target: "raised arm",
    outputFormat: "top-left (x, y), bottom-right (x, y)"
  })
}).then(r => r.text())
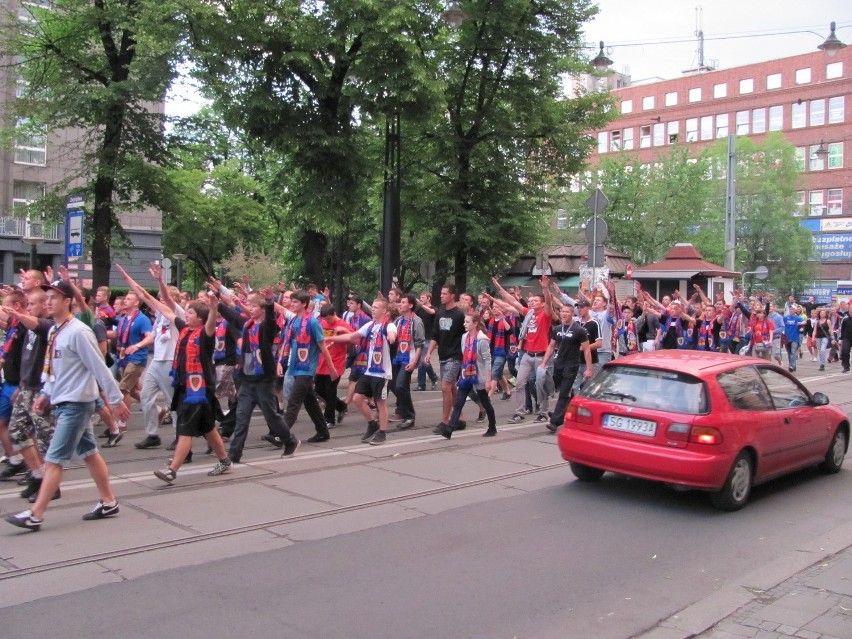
top-left (150, 262), bottom-right (176, 312)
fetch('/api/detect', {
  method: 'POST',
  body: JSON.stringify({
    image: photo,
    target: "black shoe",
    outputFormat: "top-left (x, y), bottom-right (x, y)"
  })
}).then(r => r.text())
top-left (455, 420), bottom-right (467, 431)
top-left (1, 462), bottom-right (27, 480)
top-left (103, 431), bottom-right (124, 448)
top-left (161, 414), bottom-right (173, 425)
top-left (82, 501), bottom-right (120, 520)
top-left (432, 422), bottom-right (449, 435)
top-left (28, 487), bottom-right (61, 503)
top-left (165, 438), bottom-right (178, 451)
top-left (483, 428), bottom-right (497, 437)
top-left (397, 418), bottom-right (415, 430)
top-left (20, 477), bottom-right (42, 499)
top-left (361, 421), bottom-right (380, 442)
top-left (368, 430), bottom-right (387, 445)
top-left (819, 365), bottom-right (825, 371)
top-left (306, 434), bottom-right (330, 443)
top-left (4, 510), bottom-right (43, 531)
top-left (844, 368), bottom-right (850, 373)
top-left (476, 411), bottom-right (486, 423)
top-left (439, 425), bottom-right (452, 440)
top-left (337, 405), bottom-right (348, 424)
top-left (261, 433), bottom-right (284, 447)
top-left (134, 435), bottom-right (162, 450)
top-left (546, 422), bottom-right (559, 433)
top-left (154, 468), bottom-right (177, 484)
top-left (281, 437), bottom-right (301, 457)
top-left (414, 386), bottom-right (426, 391)
top-left (98, 428), bottom-right (110, 439)
top-left (17, 472), bottom-right (32, 486)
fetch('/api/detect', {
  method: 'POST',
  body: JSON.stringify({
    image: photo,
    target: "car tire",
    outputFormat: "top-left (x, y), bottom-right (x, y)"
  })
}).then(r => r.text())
top-left (819, 427), bottom-right (847, 474)
top-left (711, 452), bottom-right (753, 511)
top-left (569, 462), bottom-right (605, 482)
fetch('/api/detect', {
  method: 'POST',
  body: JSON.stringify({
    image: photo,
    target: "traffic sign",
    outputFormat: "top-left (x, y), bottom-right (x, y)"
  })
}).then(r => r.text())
top-left (585, 188), bottom-right (609, 215)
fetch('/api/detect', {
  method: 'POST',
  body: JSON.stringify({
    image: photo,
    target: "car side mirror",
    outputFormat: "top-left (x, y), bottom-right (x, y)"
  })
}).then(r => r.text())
top-left (812, 392), bottom-right (830, 406)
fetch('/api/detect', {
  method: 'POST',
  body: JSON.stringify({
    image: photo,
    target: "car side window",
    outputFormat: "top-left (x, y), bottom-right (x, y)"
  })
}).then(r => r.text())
top-left (717, 366), bottom-right (774, 411)
top-left (757, 368), bottom-right (811, 409)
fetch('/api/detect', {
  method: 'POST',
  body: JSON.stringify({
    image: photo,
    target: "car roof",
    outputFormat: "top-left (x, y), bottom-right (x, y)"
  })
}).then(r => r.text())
top-left (605, 351), bottom-right (763, 376)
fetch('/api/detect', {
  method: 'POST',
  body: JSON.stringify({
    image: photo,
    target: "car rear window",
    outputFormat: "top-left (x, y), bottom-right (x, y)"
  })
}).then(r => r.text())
top-left (579, 365), bottom-right (709, 414)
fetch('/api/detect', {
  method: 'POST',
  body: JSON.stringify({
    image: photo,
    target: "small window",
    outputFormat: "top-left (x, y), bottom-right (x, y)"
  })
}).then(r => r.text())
top-left (652, 123), bottom-right (665, 146)
top-left (794, 147), bottom-right (806, 172)
top-left (768, 105), bottom-right (783, 131)
top-left (717, 367), bottom-right (773, 411)
top-left (809, 99), bottom-right (825, 126)
top-left (713, 83), bottom-right (727, 98)
top-left (827, 189), bottom-right (842, 215)
top-left (642, 95), bottom-right (655, 110)
top-left (580, 365), bottom-right (709, 415)
top-left (828, 96), bottom-right (844, 124)
top-left (809, 190), bottom-right (825, 216)
top-left (795, 68), bottom-right (811, 84)
top-left (794, 191), bottom-right (806, 217)
top-left (12, 181), bottom-right (46, 212)
top-left (739, 78), bottom-right (754, 94)
top-left (685, 118), bottom-right (698, 142)
top-left (736, 111), bottom-right (749, 135)
top-left (826, 62), bottom-right (843, 80)
top-left (758, 368), bottom-right (811, 409)
top-left (766, 73), bottom-right (782, 90)
top-left (752, 108), bottom-right (766, 134)
top-left (828, 143), bottom-right (843, 169)
top-left (622, 128), bottom-right (634, 150)
top-left (667, 121), bottom-right (679, 144)
top-left (621, 99), bottom-right (633, 114)
top-left (13, 119), bottom-right (46, 166)
top-left (791, 102), bottom-right (806, 129)
top-left (665, 91), bottom-right (678, 106)
top-left (610, 130), bottom-right (621, 151)
top-left (715, 114), bottom-right (729, 138)
top-left (700, 115), bottom-right (713, 140)
top-left (639, 125), bottom-right (651, 148)
top-left (556, 209), bottom-right (568, 229)
top-left (688, 87), bottom-right (701, 102)
top-left (597, 131), bottom-right (607, 153)
top-left (809, 145), bottom-right (825, 171)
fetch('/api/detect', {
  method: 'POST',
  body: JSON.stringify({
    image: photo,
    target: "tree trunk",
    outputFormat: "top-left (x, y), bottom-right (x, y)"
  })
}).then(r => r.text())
top-left (91, 104), bottom-right (127, 288)
top-left (302, 229), bottom-right (328, 286)
top-left (454, 243), bottom-right (468, 294)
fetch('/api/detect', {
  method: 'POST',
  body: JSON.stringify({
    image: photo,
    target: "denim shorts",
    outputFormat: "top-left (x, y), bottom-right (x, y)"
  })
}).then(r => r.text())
top-left (491, 355), bottom-right (507, 380)
top-left (44, 401), bottom-right (98, 465)
top-left (0, 381), bottom-right (17, 419)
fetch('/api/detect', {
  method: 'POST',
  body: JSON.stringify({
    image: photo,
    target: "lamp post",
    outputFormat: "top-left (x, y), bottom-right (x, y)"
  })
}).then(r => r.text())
top-left (172, 253), bottom-right (187, 291)
top-left (22, 217), bottom-right (45, 270)
top-left (818, 21), bottom-right (847, 57)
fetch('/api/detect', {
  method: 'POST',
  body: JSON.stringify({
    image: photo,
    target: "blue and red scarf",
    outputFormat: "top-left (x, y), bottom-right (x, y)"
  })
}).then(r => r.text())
top-left (242, 319), bottom-right (265, 376)
top-left (213, 319), bottom-right (228, 362)
top-left (367, 320), bottom-right (388, 375)
top-left (489, 318), bottom-right (517, 358)
top-left (665, 315), bottom-right (693, 350)
top-left (173, 327), bottom-right (207, 404)
top-left (2, 316), bottom-right (20, 360)
top-left (458, 332), bottom-right (480, 388)
top-left (393, 317), bottom-right (413, 365)
top-left (291, 316), bottom-right (313, 373)
top-left (697, 320), bottom-right (717, 351)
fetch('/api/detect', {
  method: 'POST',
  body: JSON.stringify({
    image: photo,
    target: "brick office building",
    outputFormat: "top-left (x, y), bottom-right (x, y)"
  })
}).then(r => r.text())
top-left (584, 45), bottom-right (851, 290)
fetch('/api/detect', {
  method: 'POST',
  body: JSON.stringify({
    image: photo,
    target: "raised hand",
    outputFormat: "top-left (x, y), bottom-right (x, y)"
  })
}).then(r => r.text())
top-left (149, 261), bottom-right (163, 281)
top-left (58, 264), bottom-right (71, 283)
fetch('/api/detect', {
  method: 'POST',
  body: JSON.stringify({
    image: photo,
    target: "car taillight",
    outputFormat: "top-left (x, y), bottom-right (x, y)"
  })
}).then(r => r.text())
top-left (666, 423), bottom-right (690, 442)
top-left (690, 427), bottom-right (723, 445)
top-left (565, 405), bottom-right (593, 424)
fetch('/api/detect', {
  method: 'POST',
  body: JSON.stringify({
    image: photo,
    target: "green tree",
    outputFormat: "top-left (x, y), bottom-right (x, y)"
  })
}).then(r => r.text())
top-left (2, 0), bottom-right (182, 286)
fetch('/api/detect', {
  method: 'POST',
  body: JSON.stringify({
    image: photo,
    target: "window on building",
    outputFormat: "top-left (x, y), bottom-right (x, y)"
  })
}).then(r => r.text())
top-left (766, 73), bottom-right (782, 90)
top-left (768, 105), bottom-right (783, 131)
top-left (667, 121), bottom-right (679, 144)
top-left (642, 95), bottom-right (655, 110)
top-left (828, 142), bottom-right (843, 169)
top-left (791, 102), bottom-right (806, 129)
top-left (597, 131), bottom-right (607, 153)
top-left (12, 181), bottom-right (46, 211)
top-left (828, 96), bottom-right (844, 124)
top-left (795, 67), bottom-right (811, 84)
top-left (715, 113), bottom-right (729, 138)
top-left (809, 190), bottom-right (825, 216)
top-left (752, 108), bottom-right (766, 134)
top-left (794, 147), bottom-right (806, 172)
top-left (13, 119), bottom-right (46, 166)
top-left (623, 127), bottom-right (634, 150)
top-left (809, 145), bottom-right (825, 171)
top-left (736, 111), bottom-right (749, 135)
top-left (809, 99), bottom-right (825, 126)
top-left (688, 87), bottom-right (701, 103)
top-left (653, 123), bottom-right (665, 146)
top-left (713, 83), bottom-right (727, 98)
top-left (609, 130), bottom-right (621, 152)
top-left (556, 209), bottom-right (568, 229)
top-left (827, 189), bottom-right (842, 215)
top-left (621, 99), bottom-right (633, 114)
top-left (794, 191), bottom-right (806, 217)
top-left (639, 125), bottom-right (651, 148)
top-left (826, 62), bottom-right (843, 80)
top-left (665, 91), bottom-right (677, 106)
top-left (739, 78), bottom-right (754, 94)
top-left (685, 118), bottom-right (698, 142)
top-left (700, 115), bottom-right (713, 140)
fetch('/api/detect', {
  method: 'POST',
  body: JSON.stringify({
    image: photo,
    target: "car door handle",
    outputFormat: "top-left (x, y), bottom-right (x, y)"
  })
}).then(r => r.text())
top-left (784, 417), bottom-right (792, 424)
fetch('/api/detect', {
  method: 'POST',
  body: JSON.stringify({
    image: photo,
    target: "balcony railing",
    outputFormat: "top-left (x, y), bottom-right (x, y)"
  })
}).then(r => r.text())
top-left (0, 216), bottom-right (62, 241)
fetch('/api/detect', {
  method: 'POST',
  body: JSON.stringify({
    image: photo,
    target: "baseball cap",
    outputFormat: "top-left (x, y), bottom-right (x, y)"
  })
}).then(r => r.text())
top-left (576, 299), bottom-right (591, 308)
top-left (41, 280), bottom-right (75, 299)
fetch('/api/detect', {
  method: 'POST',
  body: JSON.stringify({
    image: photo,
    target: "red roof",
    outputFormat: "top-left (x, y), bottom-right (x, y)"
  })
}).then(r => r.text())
top-left (633, 243), bottom-right (739, 277)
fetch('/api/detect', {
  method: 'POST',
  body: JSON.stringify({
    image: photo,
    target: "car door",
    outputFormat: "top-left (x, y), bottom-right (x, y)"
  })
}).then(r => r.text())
top-left (756, 367), bottom-right (833, 473)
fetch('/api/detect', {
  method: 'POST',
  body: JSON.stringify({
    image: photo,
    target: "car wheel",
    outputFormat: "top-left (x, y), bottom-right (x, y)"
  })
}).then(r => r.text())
top-left (569, 462), bottom-right (605, 482)
top-left (711, 452), bottom-right (753, 511)
top-left (819, 427), bottom-right (847, 474)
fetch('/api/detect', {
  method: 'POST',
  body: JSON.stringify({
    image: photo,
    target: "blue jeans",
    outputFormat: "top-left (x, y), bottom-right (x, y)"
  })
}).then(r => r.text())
top-left (818, 337), bottom-right (830, 366)
top-left (786, 340), bottom-right (800, 369)
top-left (45, 401), bottom-right (97, 464)
top-left (417, 361), bottom-right (438, 388)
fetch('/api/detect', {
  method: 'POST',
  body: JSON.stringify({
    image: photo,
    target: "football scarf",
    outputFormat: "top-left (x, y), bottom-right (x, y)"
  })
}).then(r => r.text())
top-left (291, 316), bottom-right (313, 373)
top-left (173, 327), bottom-right (207, 404)
top-left (367, 320), bottom-right (388, 375)
top-left (242, 319), bottom-right (265, 376)
top-left (622, 319), bottom-right (639, 353)
top-left (458, 332), bottom-right (480, 388)
top-left (489, 318), bottom-right (517, 358)
top-left (665, 315), bottom-right (693, 349)
top-left (117, 310), bottom-right (138, 361)
top-left (393, 317), bottom-right (413, 365)
top-left (721, 309), bottom-right (742, 343)
top-left (213, 319), bottom-right (228, 362)
top-left (697, 320), bottom-right (716, 351)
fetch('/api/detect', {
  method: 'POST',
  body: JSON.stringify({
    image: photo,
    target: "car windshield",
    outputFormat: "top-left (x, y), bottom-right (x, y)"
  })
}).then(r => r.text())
top-left (579, 365), bottom-right (709, 415)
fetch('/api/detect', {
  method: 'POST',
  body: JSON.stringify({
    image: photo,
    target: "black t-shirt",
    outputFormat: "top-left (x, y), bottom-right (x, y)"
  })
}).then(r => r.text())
top-left (173, 318), bottom-right (216, 403)
top-left (2, 320), bottom-right (25, 385)
top-left (581, 318), bottom-right (600, 364)
top-left (416, 306), bottom-right (436, 343)
top-left (432, 306), bottom-right (466, 360)
top-left (550, 321), bottom-right (589, 370)
top-left (661, 315), bottom-right (695, 349)
top-left (19, 319), bottom-right (53, 389)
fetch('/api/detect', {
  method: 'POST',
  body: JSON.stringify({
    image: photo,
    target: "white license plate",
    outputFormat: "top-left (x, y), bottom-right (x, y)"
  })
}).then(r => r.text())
top-left (603, 414), bottom-right (657, 437)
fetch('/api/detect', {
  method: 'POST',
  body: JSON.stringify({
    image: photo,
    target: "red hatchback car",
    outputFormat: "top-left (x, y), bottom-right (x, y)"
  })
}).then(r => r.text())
top-left (558, 351), bottom-right (849, 510)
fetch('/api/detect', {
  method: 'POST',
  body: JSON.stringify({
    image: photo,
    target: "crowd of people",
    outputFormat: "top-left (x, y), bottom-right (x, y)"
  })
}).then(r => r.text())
top-left (2, 263), bottom-right (850, 531)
